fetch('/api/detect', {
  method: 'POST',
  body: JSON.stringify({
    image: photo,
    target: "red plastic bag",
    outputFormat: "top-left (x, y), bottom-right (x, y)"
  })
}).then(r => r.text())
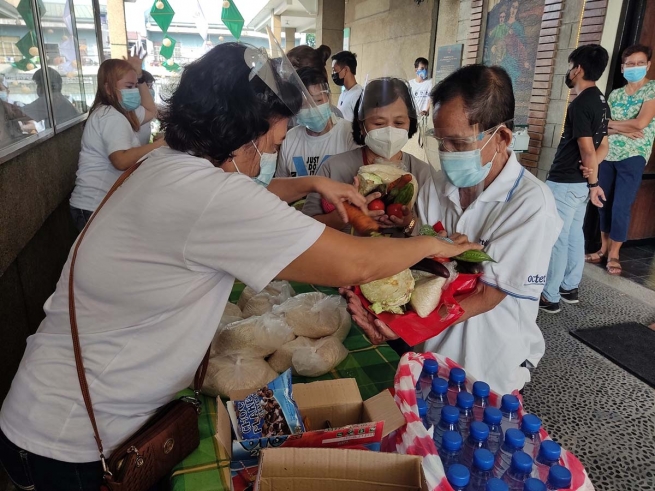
top-left (388, 353), bottom-right (595, 491)
top-left (354, 273), bottom-right (481, 346)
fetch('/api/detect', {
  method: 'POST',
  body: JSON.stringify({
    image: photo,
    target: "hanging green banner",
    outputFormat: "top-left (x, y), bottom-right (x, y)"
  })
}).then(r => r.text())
top-left (221, 1), bottom-right (244, 41)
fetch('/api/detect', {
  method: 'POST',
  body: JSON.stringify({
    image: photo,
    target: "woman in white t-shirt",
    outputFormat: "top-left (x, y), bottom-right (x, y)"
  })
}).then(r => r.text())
top-left (0, 42), bottom-right (480, 490)
top-left (69, 56), bottom-right (165, 231)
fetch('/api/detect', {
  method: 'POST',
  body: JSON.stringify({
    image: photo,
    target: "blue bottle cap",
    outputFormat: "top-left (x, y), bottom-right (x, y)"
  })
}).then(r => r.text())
top-left (501, 394), bottom-right (520, 412)
top-left (523, 478), bottom-right (547, 491)
top-left (417, 398), bottom-right (427, 417)
top-left (473, 381), bottom-right (490, 398)
top-left (505, 428), bottom-right (525, 449)
top-left (449, 367), bottom-right (466, 383)
top-left (548, 465), bottom-right (572, 489)
top-left (485, 478), bottom-right (509, 491)
top-left (457, 391), bottom-right (474, 409)
top-left (446, 464), bottom-right (470, 488)
top-left (510, 451), bottom-right (533, 473)
top-left (483, 406), bottom-right (503, 425)
top-left (441, 405), bottom-right (460, 424)
top-left (423, 359), bottom-right (439, 374)
top-left (469, 421), bottom-right (490, 441)
top-left (431, 377), bottom-right (448, 394)
top-left (473, 448), bottom-right (494, 471)
top-left (521, 414), bottom-right (542, 434)
top-left (441, 430), bottom-right (463, 451)
top-left (539, 440), bottom-right (562, 462)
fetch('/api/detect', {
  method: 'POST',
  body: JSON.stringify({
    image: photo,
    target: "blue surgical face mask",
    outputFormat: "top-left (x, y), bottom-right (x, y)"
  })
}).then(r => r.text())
top-left (252, 141), bottom-right (277, 187)
top-left (417, 68), bottom-right (428, 80)
top-left (297, 103), bottom-right (331, 133)
top-left (624, 66), bottom-right (648, 83)
top-left (0, 92), bottom-right (7, 102)
top-left (120, 88), bottom-right (141, 111)
top-left (438, 127), bottom-right (501, 188)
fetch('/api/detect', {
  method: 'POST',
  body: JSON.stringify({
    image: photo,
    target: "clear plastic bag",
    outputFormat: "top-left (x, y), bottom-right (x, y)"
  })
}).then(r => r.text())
top-left (291, 336), bottom-right (349, 377)
top-left (268, 336), bottom-right (314, 373)
top-left (212, 313), bottom-right (295, 357)
top-left (199, 354), bottom-right (278, 398)
top-left (237, 281), bottom-right (296, 313)
top-left (273, 293), bottom-right (347, 339)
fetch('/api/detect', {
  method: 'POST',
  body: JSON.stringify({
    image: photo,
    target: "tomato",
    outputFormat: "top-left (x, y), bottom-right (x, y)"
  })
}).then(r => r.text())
top-left (367, 198), bottom-right (386, 211)
top-left (386, 203), bottom-right (404, 219)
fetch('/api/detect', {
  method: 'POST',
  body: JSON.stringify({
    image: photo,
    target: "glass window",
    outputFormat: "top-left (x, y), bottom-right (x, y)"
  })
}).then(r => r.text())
top-left (73, 0), bottom-right (101, 109)
top-left (0, 0), bottom-right (52, 151)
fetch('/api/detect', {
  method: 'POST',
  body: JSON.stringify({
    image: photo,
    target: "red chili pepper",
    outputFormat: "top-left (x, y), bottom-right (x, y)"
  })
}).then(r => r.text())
top-left (433, 221), bottom-right (445, 233)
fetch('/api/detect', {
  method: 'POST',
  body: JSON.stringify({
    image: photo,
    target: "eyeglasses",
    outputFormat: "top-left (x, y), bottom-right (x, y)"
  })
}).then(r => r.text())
top-left (623, 61), bottom-right (648, 67)
top-left (428, 124), bottom-right (504, 152)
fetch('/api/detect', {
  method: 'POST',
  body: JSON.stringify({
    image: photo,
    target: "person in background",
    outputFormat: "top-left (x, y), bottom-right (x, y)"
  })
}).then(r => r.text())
top-left (583, 44), bottom-right (655, 275)
top-left (331, 50), bottom-right (363, 122)
top-left (0, 81), bottom-right (36, 146)
top-left (342, 65), bottom-right (562, 395)
top-left (409, 57), bottom-right (433, 116)
top-left (21, 67), bottom-right (79, 123)
top-left (540, 44), bottom-right (610, 314)
top-left (136, 70), bottom-right (156, 145)
top-left (303, 77), bottom-right (432, 235)
top-left (69, 56), bottom-right (165, 231)
top-left (276, 67), bottom-right (358, 178)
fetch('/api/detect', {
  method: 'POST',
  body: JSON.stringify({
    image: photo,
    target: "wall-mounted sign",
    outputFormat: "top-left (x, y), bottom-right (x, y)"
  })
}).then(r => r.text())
top-left (435, 44), bottom-right (463, 82)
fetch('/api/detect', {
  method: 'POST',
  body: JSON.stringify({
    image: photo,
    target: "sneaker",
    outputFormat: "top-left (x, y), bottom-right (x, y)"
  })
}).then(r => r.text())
top-left (559, 287), bottom-right (579, 304)
top-left (539, 296), bottom-right (561, 314)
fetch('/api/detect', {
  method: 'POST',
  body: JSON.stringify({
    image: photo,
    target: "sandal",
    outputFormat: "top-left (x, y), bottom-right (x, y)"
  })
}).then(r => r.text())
top-left (585, 250), bottom-right (606, 264)
top-left (606, 258), bottom-right (622, 275)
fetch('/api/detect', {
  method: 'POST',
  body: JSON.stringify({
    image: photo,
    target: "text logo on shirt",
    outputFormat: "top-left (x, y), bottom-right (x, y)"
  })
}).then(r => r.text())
top-left (525, 274), bottom-right (546, 286)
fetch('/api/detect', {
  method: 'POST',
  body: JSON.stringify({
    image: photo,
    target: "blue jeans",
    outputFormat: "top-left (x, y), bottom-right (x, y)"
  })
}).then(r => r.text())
top-left (69, 206), bottom-right (93, 233)
top-left (598, 156), bottom-right (645, 243)
top-left (543, 181), bottom-right (589, 302)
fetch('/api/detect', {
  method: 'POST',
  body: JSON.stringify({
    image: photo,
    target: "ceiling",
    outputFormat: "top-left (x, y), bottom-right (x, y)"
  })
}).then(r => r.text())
top-left (248, 0), bottom-right (317, 33)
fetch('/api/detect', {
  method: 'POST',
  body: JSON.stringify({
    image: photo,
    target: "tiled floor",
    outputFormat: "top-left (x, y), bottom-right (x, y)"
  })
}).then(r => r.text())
top-left (590, 244), bottom-right (655, 291)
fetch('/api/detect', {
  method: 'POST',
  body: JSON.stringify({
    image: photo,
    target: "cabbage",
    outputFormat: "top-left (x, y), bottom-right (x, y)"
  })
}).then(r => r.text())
top-left (358, 172), bottom-right (385, 195)
top-left (360, 269), bottom-right (415, 315)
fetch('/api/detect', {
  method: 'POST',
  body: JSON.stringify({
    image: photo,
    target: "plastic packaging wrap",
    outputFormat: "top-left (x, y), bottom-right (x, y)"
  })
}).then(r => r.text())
top-left (291, 336), bottom-right (349, 377)
top-left (273, 293), bottom-right (347, 339)
top-left (199, 354), bottom-right (278, 398)
top-left (268, 336), bottom-right (314, 373)
top-left (237, 281), bottom-right (296, 312)
top-left (212, 313), bottom-right (295, 357)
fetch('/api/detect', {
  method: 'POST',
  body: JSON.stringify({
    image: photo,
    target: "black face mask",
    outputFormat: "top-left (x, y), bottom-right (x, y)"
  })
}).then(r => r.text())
top-left (332, 70), bottom-right (345, 86)
top-left (565, 67), bottom-right (576, 89)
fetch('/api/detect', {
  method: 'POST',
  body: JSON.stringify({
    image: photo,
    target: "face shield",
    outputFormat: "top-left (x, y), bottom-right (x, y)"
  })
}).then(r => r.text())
top-left (357, 76), bottom-right (417, 161)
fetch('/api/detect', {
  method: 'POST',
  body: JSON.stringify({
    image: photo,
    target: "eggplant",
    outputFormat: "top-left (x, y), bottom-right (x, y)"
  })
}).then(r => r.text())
top-left (410, 258), bottom-right (450, 279)
top-left (455, 261), bottom-right (484, 274)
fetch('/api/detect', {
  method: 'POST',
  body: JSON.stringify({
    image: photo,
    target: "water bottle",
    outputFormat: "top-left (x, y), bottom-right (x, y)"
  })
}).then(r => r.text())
top-left (417, 398), bottom-right (430, 430)
top-left (546, 465), bottom-right (571, 490)
top-left (485, 478), bottom-right (509, 491)
top-left (500, 394), bottom-right (521, 432)
top-left (461, 421), bottom-right (490, 469)
top-left (466, 448), bottom-right (494, 491)
top-left (472, 381), bottom-right (490, 422)
top-left (520, 414), bottom-right (542, 460)
top-left (434, 405), bottom-right (461, 450)
top-left (426, 377), bottom-right (449, 427)
top-left (448, 367), bottom-right (468, 405)
top-left (447, 464), bottom-right (471, 491)
top-left (502, 452), bottom-right (533, 491)
top-left (484, 407), bottom-right (504, 455)
top-left (534, 441), bottom-right (561, 482)
top-left (457, 392), bottom-right (475, 440)
top-left (523, 478), bottom-right (547, 491)
top-left (440, 431), bottom-right (463, 472)
top-left (493, 428), bottom-right (525, 478)
top-left (416, 359), bottom-right (439, 400)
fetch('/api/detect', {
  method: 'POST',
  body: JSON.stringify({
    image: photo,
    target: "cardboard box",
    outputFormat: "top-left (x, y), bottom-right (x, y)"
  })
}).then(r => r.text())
top-left (255, 447), bottom-right (429, 491)
top-left (215, 379), bottom-right (406, 491)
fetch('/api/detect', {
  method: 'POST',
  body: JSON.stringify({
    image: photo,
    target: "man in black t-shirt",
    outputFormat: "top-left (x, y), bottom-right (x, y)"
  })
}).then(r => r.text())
top-left (541, 45), bottom-right (610, 314)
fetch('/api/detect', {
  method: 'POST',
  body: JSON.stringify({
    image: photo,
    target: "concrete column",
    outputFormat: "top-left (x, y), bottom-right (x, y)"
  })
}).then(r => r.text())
top-left (316, 0), bottom-right (345, 104)
top-left (271, 14), bottom-right (282, 43)
top-left (107, 0), bottom-right (128, 59)
top-left (285, 27), bottom-right (296, 52)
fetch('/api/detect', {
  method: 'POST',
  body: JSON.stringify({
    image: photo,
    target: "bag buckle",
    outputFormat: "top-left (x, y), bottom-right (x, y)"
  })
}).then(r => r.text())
top-left (181, 395), bottom-right (202, 414)
top-left (127, 446), bottom-right (144, 468)
top-left (100, 453), bottom-right (113, 478)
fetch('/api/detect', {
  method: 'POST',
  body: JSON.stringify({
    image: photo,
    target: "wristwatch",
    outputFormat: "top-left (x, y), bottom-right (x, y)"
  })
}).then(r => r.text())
top-left (404, 217), bottom-right (417, 236)
top-left (587, 182), bottom-right (599, 188)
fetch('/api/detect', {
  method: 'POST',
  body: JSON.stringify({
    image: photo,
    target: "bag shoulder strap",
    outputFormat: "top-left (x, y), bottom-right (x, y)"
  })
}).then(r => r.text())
top-left (68, 160), bottom-right (210, 460)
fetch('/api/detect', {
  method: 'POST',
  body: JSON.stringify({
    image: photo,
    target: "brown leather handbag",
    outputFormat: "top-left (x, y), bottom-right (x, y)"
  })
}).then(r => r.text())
top-left (68, 161), bottom-right (210, 490)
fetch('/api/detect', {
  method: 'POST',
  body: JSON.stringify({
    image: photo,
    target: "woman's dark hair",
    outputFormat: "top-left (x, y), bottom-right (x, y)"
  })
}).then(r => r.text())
top-left (414, 57), bottom-right (429, 69)
top-left (297, 67), bottom-right (328, 88)
top-left (160, 43), bottom-right (302, 164)
top-left (622, 44), bottom-right (652, 63)
top-left (568, 44), bottom-right (609, 82)
top-left (287, 45), bottom-right (332, 79)
top-left (351, 78), bottom-right (418, 146)
top-left (141, 70), bottom-right (155, 85)
top-left (430, 64), bottom-right (515, 131)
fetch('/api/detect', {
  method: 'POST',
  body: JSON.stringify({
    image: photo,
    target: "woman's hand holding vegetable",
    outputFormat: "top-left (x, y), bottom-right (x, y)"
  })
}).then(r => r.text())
top-left (313, 176), bottom-right (368, 224)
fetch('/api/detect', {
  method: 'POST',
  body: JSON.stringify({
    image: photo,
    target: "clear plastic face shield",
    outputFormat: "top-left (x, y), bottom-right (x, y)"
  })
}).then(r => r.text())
top-left (357, 76), bottom-right (418, 162)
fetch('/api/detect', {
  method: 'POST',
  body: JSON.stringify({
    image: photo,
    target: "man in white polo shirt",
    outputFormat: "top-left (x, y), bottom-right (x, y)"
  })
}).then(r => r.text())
top-left (342, 65), bottom-right (562, 394)
top-left (331, 51), bottom-right (363, 122)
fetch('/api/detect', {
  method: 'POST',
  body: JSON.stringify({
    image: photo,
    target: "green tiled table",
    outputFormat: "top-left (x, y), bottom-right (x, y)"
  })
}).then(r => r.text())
top-left (169, 282), bottom-right (401, 490)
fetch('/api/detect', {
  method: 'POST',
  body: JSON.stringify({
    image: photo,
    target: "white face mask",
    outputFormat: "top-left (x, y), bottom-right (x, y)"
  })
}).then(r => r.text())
top-left (364, 126), bottom-right (409, 160)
